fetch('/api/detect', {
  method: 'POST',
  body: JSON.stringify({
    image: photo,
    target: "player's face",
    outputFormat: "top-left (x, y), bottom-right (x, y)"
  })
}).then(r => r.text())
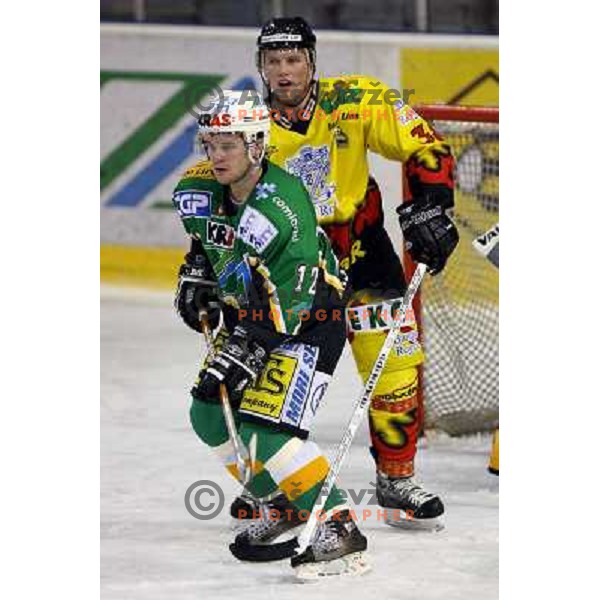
top-left (203, 133), bottom-right (250, 185)
top-left (263, 48), bottom-right (312, 106)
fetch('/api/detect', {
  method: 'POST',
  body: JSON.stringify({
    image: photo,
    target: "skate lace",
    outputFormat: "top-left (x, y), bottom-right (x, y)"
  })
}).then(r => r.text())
top-left (239, 492), bottom-right (259, 508)
top-left (312, 520), bottom-right (343, 553)
top-left (388, 478), bottom-right (434, 505)
top-left (242, 504), bottom-right (280, 539)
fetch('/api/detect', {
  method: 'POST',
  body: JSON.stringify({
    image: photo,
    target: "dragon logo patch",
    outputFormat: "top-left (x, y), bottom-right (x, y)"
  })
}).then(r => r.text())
top-left (285, 145), bottom-right (335, 218)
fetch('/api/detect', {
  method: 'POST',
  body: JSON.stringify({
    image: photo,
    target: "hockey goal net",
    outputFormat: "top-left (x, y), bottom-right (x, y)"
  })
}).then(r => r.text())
top-left (405, 105), bottom-right (499, 436)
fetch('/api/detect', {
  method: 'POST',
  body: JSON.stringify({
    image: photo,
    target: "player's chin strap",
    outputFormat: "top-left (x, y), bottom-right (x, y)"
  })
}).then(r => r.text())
top-left (199, 310), bottom-right (253, 486)
top-left (232, 263), bottom-right (429, 562)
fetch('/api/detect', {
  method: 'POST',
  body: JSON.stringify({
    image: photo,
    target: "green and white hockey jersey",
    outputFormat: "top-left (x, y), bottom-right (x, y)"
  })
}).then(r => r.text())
top-left (173, 159), bottom-right (343, 336)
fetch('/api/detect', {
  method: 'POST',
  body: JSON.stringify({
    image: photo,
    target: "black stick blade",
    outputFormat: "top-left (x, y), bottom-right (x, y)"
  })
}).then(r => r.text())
top-left (229, 537), bottom-right (299, 562)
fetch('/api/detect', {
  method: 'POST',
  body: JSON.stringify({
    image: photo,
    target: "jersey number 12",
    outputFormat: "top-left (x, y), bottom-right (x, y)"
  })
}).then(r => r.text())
top-left (294, 264), bottom-right (319, 295)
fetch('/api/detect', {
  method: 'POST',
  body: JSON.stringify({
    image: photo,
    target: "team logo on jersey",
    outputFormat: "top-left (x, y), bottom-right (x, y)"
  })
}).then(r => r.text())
top-left (218, 257), bottom-right (253, 306)
top-left (237, 206), bottom-right (278, 253)
top-left (172, 190), bottom-right (211, 218)
top-left (206, 220), bottom-right (235, 249)
top-left (256, 182), bottom-right (277, 200)
top-left (285, 145), bottom-right (336, 217)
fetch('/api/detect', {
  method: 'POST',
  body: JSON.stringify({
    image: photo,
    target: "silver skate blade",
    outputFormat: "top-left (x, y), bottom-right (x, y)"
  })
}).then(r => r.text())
top-left (383, 510), bottom-right (445, 532)
top-left (293, 552), bottom-right (372, 582)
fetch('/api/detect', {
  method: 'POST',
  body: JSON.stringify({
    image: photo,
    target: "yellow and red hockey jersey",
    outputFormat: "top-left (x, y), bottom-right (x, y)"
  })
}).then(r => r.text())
top-left (268, 75), bottom-right (453, 225)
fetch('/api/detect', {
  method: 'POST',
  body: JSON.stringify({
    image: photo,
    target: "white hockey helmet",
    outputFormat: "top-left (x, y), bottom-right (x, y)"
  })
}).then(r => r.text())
top-left (197, 90), bottom-right (270, 163)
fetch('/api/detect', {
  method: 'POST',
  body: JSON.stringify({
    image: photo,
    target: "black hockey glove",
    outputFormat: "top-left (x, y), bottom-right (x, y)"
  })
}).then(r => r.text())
top-left (192, 325), bottom-right (269, 403)
top-left (175, 252), bottom-right (221, 332)
top-left (397, 195), bottom-right (459, 276)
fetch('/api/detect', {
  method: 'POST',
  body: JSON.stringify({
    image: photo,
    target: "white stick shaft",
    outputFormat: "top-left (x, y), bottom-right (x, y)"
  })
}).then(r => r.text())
top-left (199, 313), bottom-right (249, 480)
top-left (297, 263), bottom-right (428, 552)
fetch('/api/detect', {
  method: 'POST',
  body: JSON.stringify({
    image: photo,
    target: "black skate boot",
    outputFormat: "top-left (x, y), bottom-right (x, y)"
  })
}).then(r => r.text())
top-left (229, 493), bottom-right (304, 562)
top-left (376, 471), bottom-right (445, 530)
top-left (230, 492), bottom-right (259, 520)
top-left (291, 509), bottom-right (370, 580)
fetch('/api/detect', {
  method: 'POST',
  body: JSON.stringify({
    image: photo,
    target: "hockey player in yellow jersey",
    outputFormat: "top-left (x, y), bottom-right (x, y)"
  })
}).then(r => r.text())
top-left (230, 16), bottom-right (459, 529)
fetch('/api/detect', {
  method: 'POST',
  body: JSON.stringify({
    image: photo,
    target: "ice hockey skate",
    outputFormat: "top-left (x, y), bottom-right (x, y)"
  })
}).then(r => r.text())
top-left (376, 471), bottom-right (445, 530)
top-left (229, 493), bottom-right (304, 561)
top-left (230, 489), bottom-right (298, 521)
top-left (291, 510), bottom-right (370, 581)
top-left (230, 491), bottom-right (269, 520)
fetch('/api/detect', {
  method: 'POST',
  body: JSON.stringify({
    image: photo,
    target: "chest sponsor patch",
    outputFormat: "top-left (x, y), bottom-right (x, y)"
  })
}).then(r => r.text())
top-left (271, 196), bottom-right (300, 242)
top-left (237, 206), bottom-right (278, 253)
top-left (172, 190), bottom-right (211, 218)
top-left (206, 220), bottom-right (235, 249)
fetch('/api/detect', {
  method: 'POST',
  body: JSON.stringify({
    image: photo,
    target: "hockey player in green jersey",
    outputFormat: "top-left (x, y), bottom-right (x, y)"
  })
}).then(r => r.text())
top-left (173, 91), bottom-right (370, 579)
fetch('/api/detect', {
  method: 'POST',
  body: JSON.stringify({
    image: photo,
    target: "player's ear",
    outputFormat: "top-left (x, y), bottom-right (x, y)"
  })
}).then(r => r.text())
top-left (249, 134), bottom-right (266, 163)
top-left (248, 142), bottom-right (260, 163)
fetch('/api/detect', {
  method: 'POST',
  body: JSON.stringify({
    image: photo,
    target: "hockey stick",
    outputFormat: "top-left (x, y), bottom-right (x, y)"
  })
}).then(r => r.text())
top-left (450, 210), bottom-right (499, 265)
top-left (472, 222), bottom-right (499, 268)
top-left (230, 262), bottom-right (428, 562)
top-left (199, 311), bottom-right (250, 484)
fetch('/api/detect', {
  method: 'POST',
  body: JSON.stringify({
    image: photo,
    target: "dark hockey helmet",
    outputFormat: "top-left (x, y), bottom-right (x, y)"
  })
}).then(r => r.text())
top-left (256, 17), bottom-right (317, 81)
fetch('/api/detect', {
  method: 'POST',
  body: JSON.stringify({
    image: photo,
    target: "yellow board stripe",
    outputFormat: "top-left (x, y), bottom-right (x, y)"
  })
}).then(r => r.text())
top-left (278, 455), bottom-right (329, 500)
top-left (100, 244), bottom-right (185, 290)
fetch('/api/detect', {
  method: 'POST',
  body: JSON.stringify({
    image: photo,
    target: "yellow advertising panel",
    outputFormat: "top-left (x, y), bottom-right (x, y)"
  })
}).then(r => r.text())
top-left (402, 48), bottom-right (498, 106)
top-left (401, 47), bottom-right (499, 309)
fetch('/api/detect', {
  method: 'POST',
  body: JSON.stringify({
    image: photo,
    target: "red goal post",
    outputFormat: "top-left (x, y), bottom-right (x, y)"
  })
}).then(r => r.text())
top-left (403, 105), bottom-right (499, 436)
top-left (415, 105), bottom-right (499, 124)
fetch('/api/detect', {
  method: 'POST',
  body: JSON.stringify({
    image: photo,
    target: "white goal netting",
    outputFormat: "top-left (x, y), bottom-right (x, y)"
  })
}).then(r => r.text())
top-left (414, 107), bottom-right (499, 435)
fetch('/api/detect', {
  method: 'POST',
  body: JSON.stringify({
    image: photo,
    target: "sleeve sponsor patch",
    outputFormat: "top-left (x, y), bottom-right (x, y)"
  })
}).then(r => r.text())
top-left (172, 190), bottom-right (212, 218)
top-left (237, 206), bottom-right (278, 253)
top-left (395, 104), bottom-right (420, 125)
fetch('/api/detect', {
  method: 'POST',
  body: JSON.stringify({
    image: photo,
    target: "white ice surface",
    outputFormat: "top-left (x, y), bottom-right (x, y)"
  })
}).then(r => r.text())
top-left (101, 285), bottom-right (498, 599)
